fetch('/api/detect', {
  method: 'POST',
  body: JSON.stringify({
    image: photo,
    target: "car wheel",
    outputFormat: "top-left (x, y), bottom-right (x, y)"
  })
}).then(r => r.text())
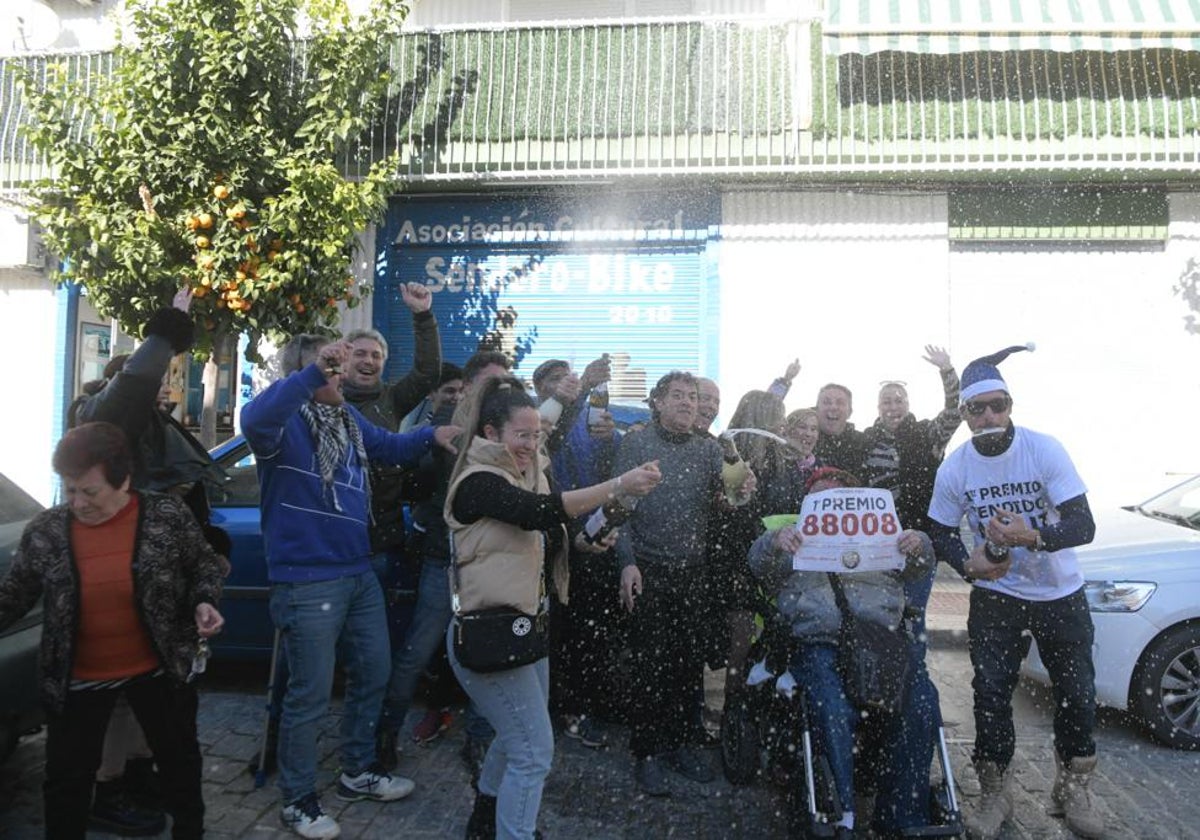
top-left (1131, 624), bottom-right (1200, 751)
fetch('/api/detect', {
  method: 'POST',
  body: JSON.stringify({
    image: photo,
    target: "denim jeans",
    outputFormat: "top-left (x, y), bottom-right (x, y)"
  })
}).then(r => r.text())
top-left (448, 625), bottom-right (552, 840)
top-left (790, 643), bottom-right (857, 811)
top-left (268, 571), bottom-right (391, 803)
top-left (968, 586), bottom-right (1096, 768)
top-left (382, 559), bottom-right (494, 742)
top-left (870, 650), bottom-right (939, 833)
top-left (792, 641), bottom-right (936, 826)
top-left (382, 557), bottom-right (451, 734)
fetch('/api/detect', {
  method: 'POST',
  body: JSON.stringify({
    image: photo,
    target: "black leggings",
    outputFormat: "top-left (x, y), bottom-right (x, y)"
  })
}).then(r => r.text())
top-left (44, 674), bottom-right (204, 839)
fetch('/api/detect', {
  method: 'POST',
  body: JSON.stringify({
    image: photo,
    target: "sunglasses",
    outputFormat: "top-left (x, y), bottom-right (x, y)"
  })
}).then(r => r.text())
top-left (963, 397), bottom-right (1010, 416)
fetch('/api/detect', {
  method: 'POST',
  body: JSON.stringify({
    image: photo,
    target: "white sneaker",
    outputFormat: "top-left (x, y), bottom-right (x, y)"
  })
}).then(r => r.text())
top-left (336, 763), bottom-right (415, 802)
top-left (280, 794), bottom-right (340, 839)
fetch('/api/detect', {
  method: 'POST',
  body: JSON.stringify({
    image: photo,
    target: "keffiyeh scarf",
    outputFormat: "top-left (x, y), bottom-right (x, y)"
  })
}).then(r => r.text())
top-left (300, 401), bottom-right (370, 512)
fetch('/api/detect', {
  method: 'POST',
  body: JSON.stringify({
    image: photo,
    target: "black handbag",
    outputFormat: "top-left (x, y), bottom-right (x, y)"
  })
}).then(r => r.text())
top-left (826, 573), bottom-right (911, 715)
top-left (451, 606), bottom-right (550, 673)
top-left (449, 533), bottom-right (550, 673)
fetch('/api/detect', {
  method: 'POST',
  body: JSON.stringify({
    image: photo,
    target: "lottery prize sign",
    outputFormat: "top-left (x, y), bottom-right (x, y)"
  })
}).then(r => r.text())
top-left (792, 487), bottom-right (906, 574)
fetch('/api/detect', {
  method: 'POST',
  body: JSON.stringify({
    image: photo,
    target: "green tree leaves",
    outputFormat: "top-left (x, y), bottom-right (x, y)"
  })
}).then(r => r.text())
top-left (19, 0), bottom-right (410, 361)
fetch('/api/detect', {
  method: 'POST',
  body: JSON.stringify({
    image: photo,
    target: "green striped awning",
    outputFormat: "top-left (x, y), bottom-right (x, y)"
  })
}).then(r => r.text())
top-left (824, 0), bottom-right (1200, 54)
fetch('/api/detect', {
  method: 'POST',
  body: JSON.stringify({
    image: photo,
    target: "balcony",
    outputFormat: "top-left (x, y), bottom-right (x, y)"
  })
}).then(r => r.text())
top-left (4, 13), bottom-right (1200, 191)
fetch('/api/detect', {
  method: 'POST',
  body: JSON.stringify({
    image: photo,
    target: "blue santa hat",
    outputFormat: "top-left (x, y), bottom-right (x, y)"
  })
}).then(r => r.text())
top-left (959, 343), bottom-right (1036, 404)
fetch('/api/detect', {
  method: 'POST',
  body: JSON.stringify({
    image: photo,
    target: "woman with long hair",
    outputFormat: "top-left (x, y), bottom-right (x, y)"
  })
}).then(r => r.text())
top-left (443, 376), bottom-right (660, 840)
top-left (708, 390), bottom-right (791, 703)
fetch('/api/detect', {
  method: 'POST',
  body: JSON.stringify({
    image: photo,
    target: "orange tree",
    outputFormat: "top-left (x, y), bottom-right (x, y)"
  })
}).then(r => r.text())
top-left (20, 0), bottom-right (410, 443)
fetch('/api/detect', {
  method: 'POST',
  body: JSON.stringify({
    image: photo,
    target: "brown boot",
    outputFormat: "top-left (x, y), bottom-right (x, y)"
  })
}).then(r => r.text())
top-left (1049, 754), bottom-right (1104, 838)
top-left (965, 760), bottom-right (1012, 840)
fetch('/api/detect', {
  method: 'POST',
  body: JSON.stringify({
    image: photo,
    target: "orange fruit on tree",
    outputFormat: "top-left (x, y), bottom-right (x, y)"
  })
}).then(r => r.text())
top-left (213, 184), bottom-right (231, 200)
top-left (191, 285), bottom-right (207, 297)
top-left (227, 204), bottom-right (247, 221)
top-left (195, 235), bottom-right (210, 249)
top-left (269, 238), bottom-right (283, 251)
top-left (185, 215), bottom-right (199, 231)
top-left (197, 212), bottom-right (213, 229)
top-left (294, 302), bottom-right (306, 314)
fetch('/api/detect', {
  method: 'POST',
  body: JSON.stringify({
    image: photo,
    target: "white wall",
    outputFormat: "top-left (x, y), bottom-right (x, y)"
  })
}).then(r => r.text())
top-left (718, 189), bottom-right (952, 426)
top-left (0, 268), bottom-right (60, 505)
top-left (945, 199), bottom-right (1200, 507)
top-left (718, 187), bottom-right (1200, 510)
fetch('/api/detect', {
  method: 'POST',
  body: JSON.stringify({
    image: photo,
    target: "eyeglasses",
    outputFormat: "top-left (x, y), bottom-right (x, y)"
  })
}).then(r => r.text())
top-left (963, 397), bottom-right (1010, 416)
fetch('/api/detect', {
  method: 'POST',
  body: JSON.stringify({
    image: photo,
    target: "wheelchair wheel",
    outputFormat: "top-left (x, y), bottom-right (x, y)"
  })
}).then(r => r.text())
top-left (720, 693), bottom-right (762, 785)
top-left (787, 752), bottom-right (842, 839)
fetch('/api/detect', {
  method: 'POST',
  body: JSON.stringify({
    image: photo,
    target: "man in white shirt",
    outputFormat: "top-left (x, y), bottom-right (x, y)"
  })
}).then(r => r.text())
top-left (927, 344), bottom-right (1101, 840)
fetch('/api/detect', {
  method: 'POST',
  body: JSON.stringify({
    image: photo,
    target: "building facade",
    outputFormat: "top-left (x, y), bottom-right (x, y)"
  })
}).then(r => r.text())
top-left (3, 0), bottom-right (1200, 505)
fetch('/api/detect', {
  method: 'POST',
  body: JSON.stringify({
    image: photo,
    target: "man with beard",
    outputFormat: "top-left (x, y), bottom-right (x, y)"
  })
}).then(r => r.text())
top-left (927, 345), bottom-right (1100, 840)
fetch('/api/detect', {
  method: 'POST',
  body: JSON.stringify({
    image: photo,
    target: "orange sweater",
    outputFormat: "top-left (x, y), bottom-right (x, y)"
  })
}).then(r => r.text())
top-left (71, 496), bottom-right (161, 681)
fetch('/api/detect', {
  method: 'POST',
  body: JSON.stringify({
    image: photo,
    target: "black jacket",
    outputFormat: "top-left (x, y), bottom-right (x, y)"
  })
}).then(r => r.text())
top-left (343, 310), bottom-right (442, 552)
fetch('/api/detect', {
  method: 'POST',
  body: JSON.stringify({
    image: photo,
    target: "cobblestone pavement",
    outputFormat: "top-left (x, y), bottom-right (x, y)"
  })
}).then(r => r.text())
top-left (3, 575), bottom-right (1199, 839)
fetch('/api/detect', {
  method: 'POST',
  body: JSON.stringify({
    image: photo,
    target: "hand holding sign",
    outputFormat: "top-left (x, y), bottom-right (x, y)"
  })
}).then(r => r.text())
top-left (792, 487), bottom-right (906, 573)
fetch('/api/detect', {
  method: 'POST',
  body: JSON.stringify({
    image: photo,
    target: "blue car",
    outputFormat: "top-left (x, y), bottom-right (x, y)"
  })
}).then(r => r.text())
top-left (205, 401), bottom-right (652, 659)
top-left (206, 435), bottom-right (275, 659)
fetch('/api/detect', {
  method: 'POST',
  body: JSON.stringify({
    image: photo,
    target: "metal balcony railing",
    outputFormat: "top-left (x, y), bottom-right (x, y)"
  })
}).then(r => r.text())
top-left (4, 17), bottom-right (1200, 193)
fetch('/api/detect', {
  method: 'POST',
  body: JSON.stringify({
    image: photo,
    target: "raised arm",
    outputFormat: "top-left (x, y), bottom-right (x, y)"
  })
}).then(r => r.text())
top-left (922, 344), bottom-right (962, 450)
top-left (77, 306), bottom-right (194, 439)
top-left (386, 282), bottom-right (443, 420)
top-left (240, 364), bottom-right (329, 455)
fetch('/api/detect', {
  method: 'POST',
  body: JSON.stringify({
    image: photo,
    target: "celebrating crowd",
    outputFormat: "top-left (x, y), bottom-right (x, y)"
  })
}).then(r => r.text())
top-left (0, 283), bottom-right (1105, 840)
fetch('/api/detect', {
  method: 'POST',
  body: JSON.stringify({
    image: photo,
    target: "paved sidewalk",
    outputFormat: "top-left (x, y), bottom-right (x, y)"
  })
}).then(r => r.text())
top-left (3, 571), bottom-right (1197, 838)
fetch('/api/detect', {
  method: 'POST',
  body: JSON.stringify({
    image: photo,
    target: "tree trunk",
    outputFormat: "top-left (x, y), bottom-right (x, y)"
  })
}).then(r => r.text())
top-left (199, 331), bottom-right (233, 449)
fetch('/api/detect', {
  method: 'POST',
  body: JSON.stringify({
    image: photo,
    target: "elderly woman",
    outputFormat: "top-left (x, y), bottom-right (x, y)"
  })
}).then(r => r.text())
top-left (0, 422), bottom-right (226, 839)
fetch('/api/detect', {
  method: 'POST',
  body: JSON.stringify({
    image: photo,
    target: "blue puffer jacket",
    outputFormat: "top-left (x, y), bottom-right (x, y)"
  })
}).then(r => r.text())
top-left (241, 364), bottom-right (435, 583)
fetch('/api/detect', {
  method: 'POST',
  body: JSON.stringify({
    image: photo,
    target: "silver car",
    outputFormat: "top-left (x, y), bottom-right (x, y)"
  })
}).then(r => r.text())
top-left (1022, 474), bottom-right (1200, 750)
top-left (0, 473), bottom-right (44, 761)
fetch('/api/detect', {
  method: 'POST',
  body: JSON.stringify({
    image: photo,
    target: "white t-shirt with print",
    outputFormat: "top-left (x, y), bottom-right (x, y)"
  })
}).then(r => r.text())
top-left (928, 427), bottom-right (1087, 601)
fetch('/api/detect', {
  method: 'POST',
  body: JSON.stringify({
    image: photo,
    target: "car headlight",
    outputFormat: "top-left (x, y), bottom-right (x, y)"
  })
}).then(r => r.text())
top-left (1083, 580), bottom-right (1156, 612)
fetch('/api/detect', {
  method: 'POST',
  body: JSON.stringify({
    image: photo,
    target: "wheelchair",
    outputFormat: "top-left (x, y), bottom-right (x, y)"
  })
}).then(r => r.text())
top-left (720, 610), bottom-right (963, 839)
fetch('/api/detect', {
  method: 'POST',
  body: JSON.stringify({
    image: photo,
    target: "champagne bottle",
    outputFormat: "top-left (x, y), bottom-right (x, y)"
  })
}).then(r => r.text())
top-left (984, 515), bottom-right (1012, 564)
top-left (538, 396), bottom-right (563, 425)
top-left (587, 382), bottom-right (609, 426)
top-left (583, 495), bottom-right (635, 545)
top-left (718, 433), bottom-right (751, 504)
